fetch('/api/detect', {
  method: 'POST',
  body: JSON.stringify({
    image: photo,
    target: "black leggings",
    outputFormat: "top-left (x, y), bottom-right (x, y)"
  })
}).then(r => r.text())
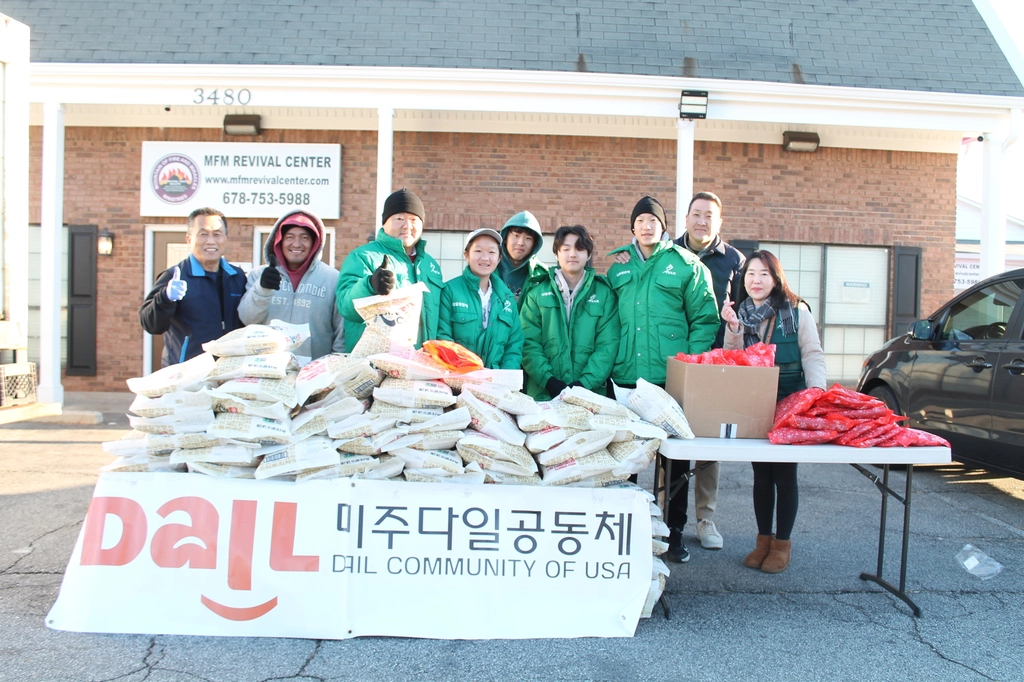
top-left (751, 462), bottom-right (798, 541)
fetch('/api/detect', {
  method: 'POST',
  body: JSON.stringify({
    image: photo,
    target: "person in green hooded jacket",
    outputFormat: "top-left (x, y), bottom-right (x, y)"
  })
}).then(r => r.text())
top-left (335, 188), bottom-right (445, 350)
top-left (519, 225), bottom-right (619, 401)
top-left (607, 196), bottom-right (720, 387)
top-left (497, 210), bottom-right (548, 307)
top-left (437, 228), bottom-right (524, 369)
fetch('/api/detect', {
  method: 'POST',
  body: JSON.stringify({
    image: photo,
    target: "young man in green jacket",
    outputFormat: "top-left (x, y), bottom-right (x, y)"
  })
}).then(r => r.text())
top-left (607, 196), bottom-right (720, 562)
top-left (497, 210), bottom-right (548, 306)
top-left (437, 228), bottom-right (524, 369)
top-left (520, 225), bottom-right (619, 401)
top-left (335, 189), bottom-right (445, 350)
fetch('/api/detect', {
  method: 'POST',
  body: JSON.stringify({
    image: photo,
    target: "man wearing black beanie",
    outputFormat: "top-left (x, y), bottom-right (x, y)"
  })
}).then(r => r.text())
top-left (607, 194), bottom-right (720, 564)
top-left (335, 188), bottom-right (444, 350)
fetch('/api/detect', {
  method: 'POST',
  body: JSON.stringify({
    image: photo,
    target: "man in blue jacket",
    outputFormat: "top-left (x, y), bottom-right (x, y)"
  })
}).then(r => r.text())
top-left (139, 207), bottom-right (247, 367)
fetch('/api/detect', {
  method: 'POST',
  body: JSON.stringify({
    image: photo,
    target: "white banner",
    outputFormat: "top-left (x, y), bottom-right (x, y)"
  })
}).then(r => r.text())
top-left (47, 473), bottom-right (651, 639)
top-left (140, 142), bottom-right (341, 219)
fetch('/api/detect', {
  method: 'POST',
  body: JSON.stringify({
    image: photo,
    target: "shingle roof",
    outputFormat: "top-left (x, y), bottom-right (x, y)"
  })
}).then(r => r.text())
top-left (4, 0), bottom-right (1022, 96)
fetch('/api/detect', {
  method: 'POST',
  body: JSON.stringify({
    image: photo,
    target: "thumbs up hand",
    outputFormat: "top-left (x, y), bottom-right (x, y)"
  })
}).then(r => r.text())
top-left (165, 266), bottom-right (188, 302)
top-left (370, 255), bottom-right (395, 296)
top-left (260, 254), bottom-right (283, 290)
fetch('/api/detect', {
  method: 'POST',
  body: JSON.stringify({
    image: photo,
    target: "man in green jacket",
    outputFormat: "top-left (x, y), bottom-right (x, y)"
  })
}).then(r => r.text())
top-left (438, 228), bottom-right (524, 369)
top-left (335, 188), bottom-right (445, 350)
top-left (497, 210), bottom-right (548, 306)
top-left (607, 196), bottom-right (720, 563)
top-left (520, 225), bottom-right (619, 401)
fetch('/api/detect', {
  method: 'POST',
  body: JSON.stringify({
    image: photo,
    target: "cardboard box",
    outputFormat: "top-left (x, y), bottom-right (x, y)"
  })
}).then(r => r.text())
top-left (664, 359), bottom-right (779, 438)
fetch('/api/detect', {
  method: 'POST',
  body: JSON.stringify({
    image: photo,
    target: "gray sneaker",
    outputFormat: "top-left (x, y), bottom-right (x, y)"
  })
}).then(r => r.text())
top-left (696, 519), bottom-right (724, 550)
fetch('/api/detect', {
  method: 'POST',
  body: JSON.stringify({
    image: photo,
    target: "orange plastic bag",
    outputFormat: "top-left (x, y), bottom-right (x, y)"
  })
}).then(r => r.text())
top-left (422, 340), bottom-right (485, 374)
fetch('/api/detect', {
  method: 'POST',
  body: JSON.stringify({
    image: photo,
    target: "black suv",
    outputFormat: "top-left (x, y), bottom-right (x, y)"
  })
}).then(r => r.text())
top-left (857, 268), bottom-right (1024, 478)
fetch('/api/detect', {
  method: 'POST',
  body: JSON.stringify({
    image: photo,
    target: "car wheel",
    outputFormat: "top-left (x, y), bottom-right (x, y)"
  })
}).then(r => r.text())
top-left (868, 385), bottom-right (906, 470)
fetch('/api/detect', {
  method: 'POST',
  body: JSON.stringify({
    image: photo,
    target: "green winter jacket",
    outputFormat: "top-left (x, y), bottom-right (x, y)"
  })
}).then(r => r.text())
top-left (437, 266), bottom-right (524, 370)
top-left (335, 229), bottom-right (445, 351)
top-left (606, 240), bottom-right (720, 386)
top-left (519, 268), bottom-right (619, 400)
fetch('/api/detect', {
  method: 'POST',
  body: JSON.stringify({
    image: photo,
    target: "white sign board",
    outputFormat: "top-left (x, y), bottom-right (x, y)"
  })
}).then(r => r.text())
top-left (140, 142), bottom-right (341, 219)
top-left (954, 256), bottom-right (981, 290)
top-left (47, 473), bottom-right (651, 640)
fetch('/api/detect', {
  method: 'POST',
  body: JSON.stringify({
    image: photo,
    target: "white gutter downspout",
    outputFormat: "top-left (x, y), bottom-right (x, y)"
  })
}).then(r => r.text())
top-left (675, 119), bottom-right (695, 239)
top-left (38, 102), bottom-right (65, 405)
top-left (979, 108), bottom-right (1021, 280)
top-left (375, 107), bottom-right (395, 230)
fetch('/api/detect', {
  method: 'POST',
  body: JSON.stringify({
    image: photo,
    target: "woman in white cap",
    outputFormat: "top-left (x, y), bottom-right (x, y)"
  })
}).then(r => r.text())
top-left (437, 228), bottom-right (524, 369)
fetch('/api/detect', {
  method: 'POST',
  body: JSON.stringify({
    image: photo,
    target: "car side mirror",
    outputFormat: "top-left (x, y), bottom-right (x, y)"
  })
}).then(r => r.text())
top-left (909, 319), bottom-right (934, 340)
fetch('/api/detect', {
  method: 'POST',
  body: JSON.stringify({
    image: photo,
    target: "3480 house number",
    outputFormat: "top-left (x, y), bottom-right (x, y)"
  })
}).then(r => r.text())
top-left (193, 88), bottom-right (252, 105)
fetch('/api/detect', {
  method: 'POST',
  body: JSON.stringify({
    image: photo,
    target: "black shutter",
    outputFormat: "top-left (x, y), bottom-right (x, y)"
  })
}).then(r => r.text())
top-left (730, 239), bottom-right (760, 259)
top-left (892, 246), bottom-right (922, 338)
top-left (66, 225), bottom-right (97, 376)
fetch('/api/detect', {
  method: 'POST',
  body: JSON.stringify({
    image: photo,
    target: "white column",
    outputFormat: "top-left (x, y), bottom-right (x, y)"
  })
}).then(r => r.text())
top-left (675, 119), bottom-right (696, 239)
top-left (38, 102), bottom-right (65, 405)
top-left (375, 107), bottom-right (395, 227)
top-left (979, 132), bottom-right (1007, 281)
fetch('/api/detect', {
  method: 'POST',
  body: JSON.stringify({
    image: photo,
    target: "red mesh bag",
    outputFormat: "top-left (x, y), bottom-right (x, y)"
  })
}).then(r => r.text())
top-left (767, 427), bottom-right (837, 445)
top-left (743, 342), bottom-right (776, 367)
top-left (674, 342), bottom-right (776, 367)
top-left (902, 428), bottom-right (950, 447)
top-left (785, 414), bottom-right (856, 432)
top-left (773, 387), bottom-right (824, 429)
top-left (421, 340), bottom-right (484, 373)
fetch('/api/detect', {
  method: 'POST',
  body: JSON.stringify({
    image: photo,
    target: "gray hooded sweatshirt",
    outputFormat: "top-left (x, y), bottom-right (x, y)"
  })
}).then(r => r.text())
top-left (497, 210), bottom-right (548, 305)
top-left (238, 210), bottom-right (345, 360)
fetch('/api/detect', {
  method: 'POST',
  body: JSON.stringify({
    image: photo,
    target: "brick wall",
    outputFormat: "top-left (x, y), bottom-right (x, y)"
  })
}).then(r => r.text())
top-left (28, 128), bottom-right (956, 391)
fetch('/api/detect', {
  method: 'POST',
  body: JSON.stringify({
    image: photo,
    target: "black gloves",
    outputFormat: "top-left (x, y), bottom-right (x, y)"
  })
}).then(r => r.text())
top-left (546, 377), bottom-right (568, 397)
top-left (370, 255), bottom-right (395, 296)
top-left (260, 264), bottom-right (282, 290)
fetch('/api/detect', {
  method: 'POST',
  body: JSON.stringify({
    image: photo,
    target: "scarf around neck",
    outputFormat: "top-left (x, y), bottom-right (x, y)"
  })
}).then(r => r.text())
top-left (737, 297), bottom-right (796, 348)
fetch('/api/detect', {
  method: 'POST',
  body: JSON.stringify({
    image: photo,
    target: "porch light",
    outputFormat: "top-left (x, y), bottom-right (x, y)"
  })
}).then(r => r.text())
top-left (782, 131), bottom-right (820, 152)
top-left (223, 114), bottom-right (261, 136)
top-left (679, 90), bottom-right (709, 119)
top-left (97, 229), bottom-right (115, 256)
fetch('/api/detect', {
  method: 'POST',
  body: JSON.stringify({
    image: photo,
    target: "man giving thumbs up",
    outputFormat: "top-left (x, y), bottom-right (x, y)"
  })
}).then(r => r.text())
top-left (139, 207), bottom-right (248, 367)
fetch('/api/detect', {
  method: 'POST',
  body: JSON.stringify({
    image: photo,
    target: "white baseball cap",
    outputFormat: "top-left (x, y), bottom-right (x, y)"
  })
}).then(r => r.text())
top-left (464, 228), bottom-right (503, 250)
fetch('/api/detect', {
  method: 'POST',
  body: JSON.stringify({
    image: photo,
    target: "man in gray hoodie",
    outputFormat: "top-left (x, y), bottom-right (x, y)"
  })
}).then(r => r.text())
top-left (238, 210), bottom-right (345, 361)
top-left (497, 210), bottom-right (548, 307)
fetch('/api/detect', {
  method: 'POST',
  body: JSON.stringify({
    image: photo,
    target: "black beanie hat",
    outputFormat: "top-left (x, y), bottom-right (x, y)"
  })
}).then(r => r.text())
top-left (382, 188), bottom-right (425, 225)
top-left (630, 196), bottom-right (667, 233)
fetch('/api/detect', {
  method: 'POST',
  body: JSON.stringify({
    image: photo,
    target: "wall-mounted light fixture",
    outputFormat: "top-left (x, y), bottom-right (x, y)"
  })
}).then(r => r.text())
top-left (223, 114), bottom-right (261, 136)
top-left (782, 131), bottom-right (820, 152)
top-left (97, 228), bottom-right (115, 256)
top-left (679, 90), bottom-right (709, 119)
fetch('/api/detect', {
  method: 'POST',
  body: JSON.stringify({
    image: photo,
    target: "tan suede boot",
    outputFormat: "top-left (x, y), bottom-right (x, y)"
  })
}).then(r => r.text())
top-left (743, 534), bottom-right (774, 569)
top-left (761, 538), bottom-right (792, 573)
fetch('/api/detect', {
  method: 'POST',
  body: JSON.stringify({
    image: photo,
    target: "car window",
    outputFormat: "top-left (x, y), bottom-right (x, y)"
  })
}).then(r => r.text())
top-left (939, 279), bottom-right (1024, 341)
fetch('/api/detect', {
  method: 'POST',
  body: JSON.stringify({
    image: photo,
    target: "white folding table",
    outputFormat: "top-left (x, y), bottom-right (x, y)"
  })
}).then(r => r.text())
top-left (655, 437), bottom-right (951, 617)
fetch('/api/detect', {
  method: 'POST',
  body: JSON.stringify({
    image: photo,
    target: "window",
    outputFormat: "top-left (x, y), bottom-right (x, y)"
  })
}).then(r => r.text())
top-left (939, 280), bottom-right (1023, 341)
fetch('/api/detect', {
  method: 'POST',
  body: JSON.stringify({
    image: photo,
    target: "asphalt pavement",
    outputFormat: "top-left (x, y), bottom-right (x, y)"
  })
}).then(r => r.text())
top-left (1, 406), bottom-right (1023, 682)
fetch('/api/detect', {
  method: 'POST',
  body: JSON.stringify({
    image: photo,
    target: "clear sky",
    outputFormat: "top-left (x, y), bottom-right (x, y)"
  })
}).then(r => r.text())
top-left (959, 0), bottom-right (1024, 220)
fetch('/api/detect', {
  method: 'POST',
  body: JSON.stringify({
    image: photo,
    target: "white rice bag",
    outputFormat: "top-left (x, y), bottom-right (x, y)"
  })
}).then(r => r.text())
top-left (461, 383), bottom-right (541, 416)
top-left (562, 470), bottom-right (632, 488)
top-left (207, 412), bottom-right (292, 444)
top-left (368, 349), bottom-right (449, 381)
top-left (186, 462), bottom-right (257, 479)
top-left (457, 430), bottom-right (535, 467)
top-left (207, 390), bottom-right (293, 421)
top-left (101, 431), bottom-right (248, 457)
top-left (213, 374), bottom-right (299, 407)
top-left (481, 470), bottom-right (542, 486)
top-left (651, 518), bottom-right (671, 538)
top-left (443, 368), bottom-right (523, 392)
top-left (587, 414), bottom-right (668, 442)
top-left (353, 454), bottom-right (406, 480)
top-left (350, 283), bottom-right (428, 358)
top-left (101, 454), bottom-right (184, 473)
top-left (290, 398), bottom-right (367, 439)
top-left (254, 436), bottom-right (339, 480)
top-left (457, 389), bottom-right (526, 446)
top-left (622, 379), bottom-right (695, 439)
top-left (209, 352), bottom-right (299, 381)
top-left (327, 414), bottom-right (398, 440)
top-left (457, 446), bottom-right (538, 477)
top-left (403, 406), bottom-right (472, 433)
top-left (202, 320), bottom-right (310, 356)
top-left (169, 444), bottom-right (257, 466)
top-left (373, 378), bottom-right (456, 408)
top-left (369, 401), bottom-right (444, 423)
top-left (608, 439), bottom-right (661, 477)
top-left (516, 400), bottom-right (593, 432)
top-left (296, 354), bottom-right (384, 405)
top-left (562, 385), bottom-right (640, 420)
top-left (403, 468), bottom-right (487, 485)
top-left (536, 430), bottom-right (617, 467)
top-left (524, 426), bottom-right (582, 454)
top-left (389, 447), bottom-right (465, 474)
top-left (129, 391), bottom-right (213, 418)
top-left (539, 449), bottom-right (619, 486)
top-left (384, 430), bottom-right (465, 452)
top-left (126, 352), bottom-right (216, 398)
top-left (128, 411), bottom-right (216, 435)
